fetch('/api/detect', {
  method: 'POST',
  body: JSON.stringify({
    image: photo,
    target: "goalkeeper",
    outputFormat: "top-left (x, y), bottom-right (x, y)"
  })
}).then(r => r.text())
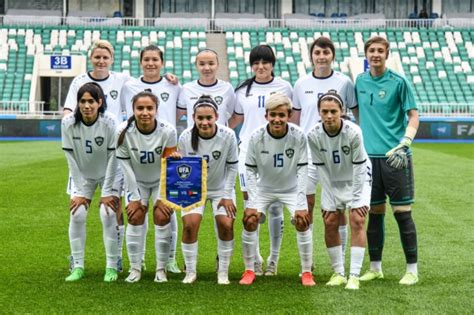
top-left (354, 36), bottom-right (419, 285)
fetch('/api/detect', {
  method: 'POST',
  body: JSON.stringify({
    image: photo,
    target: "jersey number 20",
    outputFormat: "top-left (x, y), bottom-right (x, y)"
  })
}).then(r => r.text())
top-left (140, 151), bottom-right (155, 164)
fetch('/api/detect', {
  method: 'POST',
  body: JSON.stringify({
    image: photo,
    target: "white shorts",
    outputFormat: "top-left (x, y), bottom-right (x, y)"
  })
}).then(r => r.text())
top-left (182, 191), bottom-right (236, 218)
top-left (125, 183), bottom-right (160, 208)
top-left (238, 148), bottom-right (248, 192)
top-left (68, 175), bottom-right (123, 199)
top-left (321, 180), bottom-right (371, 211)
top-left (256, 191), bottom-right (308, 223)
top-left (306, 163), bottom-right (319, 195)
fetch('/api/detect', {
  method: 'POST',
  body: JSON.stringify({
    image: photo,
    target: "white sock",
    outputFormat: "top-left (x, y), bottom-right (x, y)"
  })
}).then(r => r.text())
top-left (297, 229), bottom-right (313, 273)
top-left (407, 263), bottom-right (418, 275)
top-left (69, 204), bottom-right (88, 269)
top-left (349, 246), bottom-right (365, 277)
top-left (155, 223), bottom-right (171, 270)
top-left (117, 224), bottom-right (125, 260)
top-left (327, 245), bottom-right (344, 276)
top-left (141, 216), bottom-right (148, 262)
top-left (370, 261), bottom-right (382, 272)
top-left (218, 239), bottom-right (234, 273)
top-left (182, 241), bottom-right (198, 273)
top-left (255, 225), bottom-right (263, 264)
top-left (99, 204), bottom-right (119, 269)
top-left (126, 223), bottom-right (145, 271)
top-left (268, 202), bottom-right (283, 263)
top-left (339, 224), bottom-right (348, 264)
top-left (242, 229), bottom-right (257, 271)
top-left (169, 212), bottom-right (178, 261)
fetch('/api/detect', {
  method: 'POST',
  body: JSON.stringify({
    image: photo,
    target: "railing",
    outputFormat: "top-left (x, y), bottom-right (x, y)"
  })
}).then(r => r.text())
top-left (418, 103), bottom-right (474, 117)
top-left (1, 15), bottom-right (474, 31)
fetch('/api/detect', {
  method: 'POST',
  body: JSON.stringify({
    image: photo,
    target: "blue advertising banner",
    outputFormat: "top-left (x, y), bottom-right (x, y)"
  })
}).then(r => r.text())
top-left (50, 56), bottom-right (72, 70)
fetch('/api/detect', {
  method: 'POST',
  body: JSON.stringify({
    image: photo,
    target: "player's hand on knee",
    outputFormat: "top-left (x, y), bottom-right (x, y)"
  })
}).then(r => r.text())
top-left (218, 198), bottom-right (237, 218)
top-left (294, 210), bottom-right (310, 230)
top-left (70, 196), bottom-right (90, 214)
top-left (351, 205), bottom-right (369, 217)
top-left (126, 200), bottom-right (145, 221)
top-left (243, 208), bottom-right (259, 230)
top-left (100, 196), bottom-right (119, 214)
top-left (154, 200), bottom-right (173, 219)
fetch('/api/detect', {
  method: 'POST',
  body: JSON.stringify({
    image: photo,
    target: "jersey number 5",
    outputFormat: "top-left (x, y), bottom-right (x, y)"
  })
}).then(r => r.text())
top-left (85, 140), bottom-right (92, 154)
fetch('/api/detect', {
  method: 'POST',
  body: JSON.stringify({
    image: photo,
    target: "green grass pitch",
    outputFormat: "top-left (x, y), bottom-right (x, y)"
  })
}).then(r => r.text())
top-left (0, 141), bottom-right (473, 313)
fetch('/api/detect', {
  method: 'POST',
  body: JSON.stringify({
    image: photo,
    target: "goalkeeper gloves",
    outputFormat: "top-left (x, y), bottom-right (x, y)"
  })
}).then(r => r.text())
top-left (385, 127), bottom-right (417, 170)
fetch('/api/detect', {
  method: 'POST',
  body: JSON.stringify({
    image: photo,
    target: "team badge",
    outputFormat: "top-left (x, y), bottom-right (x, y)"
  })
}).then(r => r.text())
top-left (110, 90), bottom-right (118, 100)
top-left (378, 90), bottom-right (386, 99)
top-left (342, 145), bottom-right (350, 155)
top-left (214, 96), bottom-right (223, 105)
top-left (161, 92), bottom-right (169, 102)
top-left (285, 148), bottom-right (294, 158)
top-left (176, 164), bottom-right (192, 180)
top-left (94, 136), bottom-right (104, 146)
top-left (155, 146), bottom-right (163, 155)
top-left (212, 150), bottom-right (221, 160)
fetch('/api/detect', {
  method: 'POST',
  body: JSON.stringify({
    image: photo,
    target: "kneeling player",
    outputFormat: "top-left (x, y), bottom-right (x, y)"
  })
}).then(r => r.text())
top-left (307, 90), bottom-right (371, 290)
top-left (239, 93), bottom-right (315, 286)
top-left (62, 82), bottom-right (121, 282)
top-left (171, 95), bottom-right (238, 284)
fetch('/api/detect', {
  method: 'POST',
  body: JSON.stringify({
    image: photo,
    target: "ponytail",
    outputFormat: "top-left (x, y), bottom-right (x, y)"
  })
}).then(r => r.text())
top-left (235, 76), bottom-right (255, 97)
top-left (191, 124), bottom-right (199, 152)
top-left (117, 115), bottom-right (136, 147)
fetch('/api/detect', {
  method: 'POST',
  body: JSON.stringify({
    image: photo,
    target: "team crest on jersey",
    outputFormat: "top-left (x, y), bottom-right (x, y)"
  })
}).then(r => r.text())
top-left (161, 92), bottom-right (169, 102)
top-left (177, 164), bottom-right (191, 180)
top-left (110, 90), bottom-right (118, 100)
top-left (155, 146), bottom-right (163, 155)
top-left (378, 90), bottom-right (386, 99)
top-left (342, 145), bottom-right (350, 155)
top-left (214, 96), bottom-right (223, 105)
top-left (285, 148), bottom-right (294, 158)
top-left (94, 136), bottom-right (104, 146)
top-left (212, 150), bottom-right (221, 160)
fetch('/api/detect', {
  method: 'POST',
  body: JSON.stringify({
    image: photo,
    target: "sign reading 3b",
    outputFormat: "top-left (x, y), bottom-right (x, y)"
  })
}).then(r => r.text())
top-left (50, 56), bottom-right (72, 70)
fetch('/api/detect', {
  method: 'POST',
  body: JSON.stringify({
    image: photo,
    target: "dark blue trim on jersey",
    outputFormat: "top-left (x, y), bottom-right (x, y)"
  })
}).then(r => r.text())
top-left (352, 159), bottom-right (367, 165)
top-left (245, 163), bottom-right (257, 168)
top-left (199, 127), bottom-right (218, 140)
top-left (177, 105), bottom-right (187, 110)
top-left (137, 120), bottom-right (157, 135)
top-left (81, 116), bottom-right (99, 127)
top-left (254, 77), bottom-right (275, 85)
top-left (141, 76), bottom-right (164, 84)
top-left (116, 156), bottom-right (130, 160)
top-left (226, 160), bottom-right (239, 164)
top-left (62, 147), bottom-right (73, 151)
top-left (297, 163), bottom-right (308, 166)
top-left (197, 79), bottom-right (218, 87)
top-left (107, 148), bottom-right (115, 151)
top-left (322, 119), bottom-right (343, 137)
top-left (266, 124), bottom-right (288, 139)
top-left (312, 70), bottom-right (334, 80)
top-left (233, 111), bottom-right (244, 115)
top-left (87, 72), bottom-right (110, 82)
top-left (313, 162), bottom-right (325, 166)
top-left (292, 107), bottom-right (301, 111)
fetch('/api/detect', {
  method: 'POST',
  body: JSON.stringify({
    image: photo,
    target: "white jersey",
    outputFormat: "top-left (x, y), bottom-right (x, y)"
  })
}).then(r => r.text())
top-left (293, 71), bottom-right (357, 134)
top-left (64, 71), bottom-right (130, 123)
top-left (178, 79), bottom-right (236, 128)
top-left (116, 119), bottom-right (177, 200)
top-left (178, 124), bottom-right (238, 197)
top-left (121, 76), bottom-right (181, 127)
top-left (246, 123), bottom-right (307, 194)
top-left (235, 77), bottom-right (293, 150)
top-left (61, 112), bottom-right (118, 195)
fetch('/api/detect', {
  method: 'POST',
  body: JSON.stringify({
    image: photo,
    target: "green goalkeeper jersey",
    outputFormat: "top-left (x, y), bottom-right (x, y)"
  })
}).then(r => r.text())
top-left (355, 68), bottom-right (417, 157)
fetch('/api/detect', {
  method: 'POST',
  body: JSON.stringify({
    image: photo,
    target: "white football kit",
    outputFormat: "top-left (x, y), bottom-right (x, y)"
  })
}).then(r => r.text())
top-left (245, 123), bottom-right (308, 217)
top-left (116, 119), bottom-right (177, 204)
top-left (122, 76), bottom-right (181, 127)
top-left (64, 71), bottom-right (130, 123)
top-left (178, 79), bottom-right (236, 128)
top-left (307, 119), bottom-right (371, 211)
top-left (61, 112), bottom-right (120, 198)
top-left (178, 124), bottom-right (239, 217)
top-left (293, 70), bottom-right (357, 195)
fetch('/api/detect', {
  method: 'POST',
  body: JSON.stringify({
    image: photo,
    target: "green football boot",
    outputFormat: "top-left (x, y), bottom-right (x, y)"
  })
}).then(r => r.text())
top-left (65, 267), bottom-right (85, 282)
top-left (359, 270), bottom-right (384, 281)
top-left (345, 276), bottom-right (360, 290)
top-left (165, 259), bottom-right (182, 274)
top-left (104, 268), bottom-right (118, 282)
top-left (399, 272), bottom-right (418, 285)
top-left (326, 273), bottom-right (347, 286)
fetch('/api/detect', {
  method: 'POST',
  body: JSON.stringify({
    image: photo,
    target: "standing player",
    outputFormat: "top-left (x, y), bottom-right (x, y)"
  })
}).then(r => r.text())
top-left (116, 91), bottom-right (177, 283)
top-left (177, 49), bottom-right (235, 128)
top-left (356, 36), bottom-right (419, 285)
top-left (171, 95), bottom-right (238, 284)
top-left (121, 45), bottom-right (182, 274)
top-left (62, 82), bottom-right (121, 282)
top-left (228, 45), bottom-right (293, 276)
top-left (307, 90), bottom-right (371, 290)
top-left (292, 37), bottom-right (358, 263)
top-left (239, 93), bottom-right (314, 286)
